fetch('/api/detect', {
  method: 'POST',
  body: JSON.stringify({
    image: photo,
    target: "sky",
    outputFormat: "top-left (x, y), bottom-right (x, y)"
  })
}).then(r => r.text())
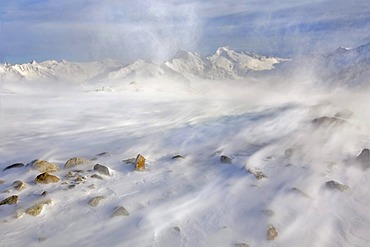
top-left (1, 0), bottom-right (370, 64)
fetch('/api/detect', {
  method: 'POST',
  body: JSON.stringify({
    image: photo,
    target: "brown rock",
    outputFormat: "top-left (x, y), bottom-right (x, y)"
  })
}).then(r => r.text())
top-left (0, 180), bottom-right (5, 184)
top-left (134, 154), bottom-right (146, 171)
top-left (88, 196), bottom-right (105, 207)
top-left (0, 195), bottom-right (19, 205)
top-left (64, 157), bottom-right (90, 169)
top-left (247, 167), bottom-right (267, 179)
top-left (25, 199), bottom-right (52, 216)
top-left (111, 206), bottom-right (129, 217)
top-left (12, 180), bottom-right (26, 191)
top-left (32, 160), bottom-right (59, 173)
top-left (267, 225), bottom-right (278, 240)
top-left (35, 172), bottom-right (60, 184)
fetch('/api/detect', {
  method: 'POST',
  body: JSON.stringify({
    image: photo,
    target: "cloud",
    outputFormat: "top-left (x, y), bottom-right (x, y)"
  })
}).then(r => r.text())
top-left (1, 0), bottom-right (370, 63)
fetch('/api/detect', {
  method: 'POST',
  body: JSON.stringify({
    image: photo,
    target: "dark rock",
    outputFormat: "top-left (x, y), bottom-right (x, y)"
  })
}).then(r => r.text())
top-left (267, 225), bottom-right (278, 240)
top-left (3, 163), bottom-right (25, 171)
top-left (91, 174), bottom-right (103, 180)
top-left (172, 155), bottom-right (184, 159)
top-left (111, 206), bottom-right (129, 217)
top-left (326, 180), bottom-right (349, 191)
top-left (0, 195), bottom-right (19, 205)
top-left (312, 116), bottom-right (344, 126)
top-left (122, 158), bottom-right (136, 164)
top-left (173, 226), bottom-right (181, 232)
top-left (220, 155), bottom-right (232, 164)
top-left (68, 185), bottom-right (76, 189)
top-left (134, 154), bottom-right (146, 171)
top-left (35, 172), bottom-right (60, 184)
top-left (93, 164), bottom-right (111, 176)
top-left (234, 243), bottom-right (249, 247)
top-left (41, 191), bottom-right (48, 197)
top-left (95, 152), bottom-right (111, 157)
top-left (356, 148), bottom-right (370, 170)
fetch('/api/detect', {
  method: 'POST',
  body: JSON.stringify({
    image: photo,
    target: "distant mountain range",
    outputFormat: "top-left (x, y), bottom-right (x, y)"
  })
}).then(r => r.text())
top-left (0, 47), bottom-right (287, 82)
top-left (1, 43), bottom-right (370, 86)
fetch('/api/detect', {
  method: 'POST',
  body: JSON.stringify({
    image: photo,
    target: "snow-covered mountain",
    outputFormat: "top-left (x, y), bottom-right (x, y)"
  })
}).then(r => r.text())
top-left (0, 47), bottom-right (286, 82)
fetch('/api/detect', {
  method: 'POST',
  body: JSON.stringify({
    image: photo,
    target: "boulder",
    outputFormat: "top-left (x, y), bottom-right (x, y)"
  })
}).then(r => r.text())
top-left (134, 154), bottom-right (146, 171)
top-left (0, 195), bottom-right (19, 205)
top-left (91, 174), bottom-right (103, 180)
top-left (25, 199), bottom-right (52, 216)
top-left (3, 163), bottom-right (25, 171)
top-left (111, 206), bottom-right (129, 217)
top-left (64, 157), bottom-right (90, 169)
top-left (31, 160), bottom-right (59, 173)
top-left (267, 225), bottom-right (278, 240)
top-left (93, 164), bottom-right (111, 176)
top-left (35, 172), bottom-right (60, 184)
top-left (326, 180), bottom-right (349, 192)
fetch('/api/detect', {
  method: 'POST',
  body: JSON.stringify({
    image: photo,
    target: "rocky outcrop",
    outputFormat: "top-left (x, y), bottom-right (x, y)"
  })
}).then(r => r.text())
top-left (31, 160), bottom-right (59, 173)
top-left (35, 172), bottom-right (60, 184)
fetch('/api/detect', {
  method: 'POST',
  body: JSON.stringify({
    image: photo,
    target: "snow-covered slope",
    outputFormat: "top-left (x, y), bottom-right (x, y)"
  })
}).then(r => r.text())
top-left (0, 48), bottom-right (287, 82)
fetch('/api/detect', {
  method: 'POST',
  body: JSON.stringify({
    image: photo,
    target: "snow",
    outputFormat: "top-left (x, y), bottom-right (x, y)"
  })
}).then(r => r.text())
top-left (1, 46), bottom-right (370, 247)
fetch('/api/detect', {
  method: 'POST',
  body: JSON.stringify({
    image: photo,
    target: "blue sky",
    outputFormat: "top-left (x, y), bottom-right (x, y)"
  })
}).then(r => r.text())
top-left (1, 0), bottom-right (370, 63)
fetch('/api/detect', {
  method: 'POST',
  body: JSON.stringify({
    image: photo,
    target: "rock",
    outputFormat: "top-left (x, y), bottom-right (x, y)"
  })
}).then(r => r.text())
top-left (64, 157), bottom-right (90, 169)
top-left (284, 148), bottom-right (294, 158)
top-left (220, 155), bottom-right (232, 164)
top-left (312, 116), bottom-right (344, 126)
top-left (173, 226), bottom-right (181, 232)
top-left (134, 154), bottom-right (146, 171)
top-left (93, 164), bottom-right (111, 176)
top-left (74, 175), bottom-right (86, 183)
top-left (0, 195), bottom-right (19, 205)
top-left (326, 180), bottom-right (349, 192)
top-left (267, 225), bottom-right (278, 240)
top-left (0, 180), bottom-right (5, 184)
top-left (291, 187), bottom-right (310, 198)
top-left (41, 191), bottom-right (48, 197)
top-left (261, 209), bottom-right (275, 217)
top-left (247, 167), bottom-right (267, 179)
top-left (334, 109), bottom-right (353, 119)
top-left (234, 243), bottom-right (249, 247)
top-left (356, 148), bottom-right (370, 170)
top-left (122, 158), bottom-right (136, 164)
top-left (172, 155), bottom-right (184, 159)
top-left (68, 185), bottom-right (76, 189)
top-left (111, 206), bottom-right (129, 217)
top-left (88, 196), bottom-right (105, 207)
top-left (91, 174), bottom-right (103, 180)
top-left (25, 199), bottom-right (52, 216)
top-left (72, 169), bottom-right (85, 173)
top-left (35, 172), bottom-right (60, 184)
top-left (12, 181), bottom-right (26, 191)
top-left (65, 171), bottom-right (78, 179)
top-left (3, 163), bottom-right (25, 171)
top-left (95, 152), bottom-right (111, 158)
top-left (31, 160), bottom-right (59, 173)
